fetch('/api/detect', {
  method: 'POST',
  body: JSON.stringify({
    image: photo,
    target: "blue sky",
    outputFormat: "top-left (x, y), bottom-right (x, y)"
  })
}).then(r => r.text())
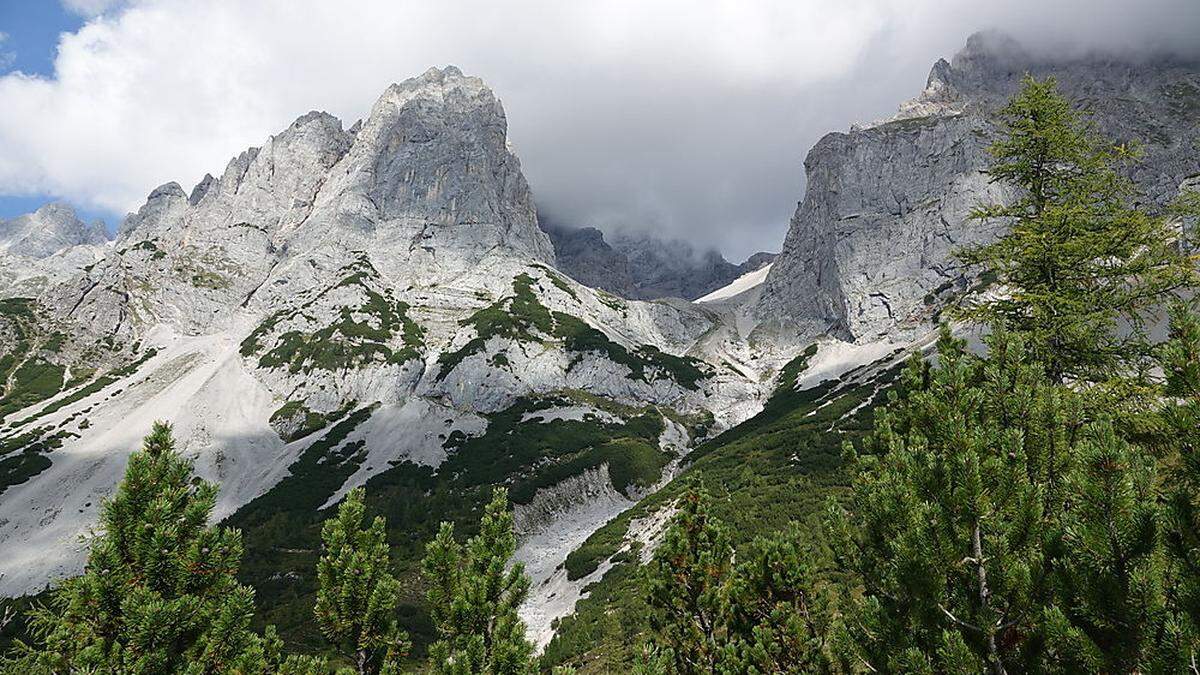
top-left (0, 1), bottom-right (120, 228)
top-left (0, 1), bottom-right (80, 77)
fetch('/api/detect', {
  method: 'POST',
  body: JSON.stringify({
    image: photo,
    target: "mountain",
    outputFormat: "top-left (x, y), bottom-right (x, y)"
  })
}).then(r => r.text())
top-left (2, 32), bottom-right (1197, 664)
top-left (756, 31), bottom-right (1200, 342)
top-left (0, 66), bottom-right (784, 651)
top-left (541, 216), bottom-right (775, 301)
top-left (0, 203), bottom-right (107, 259)
top-left (0, 203), bottom-right (109, 298)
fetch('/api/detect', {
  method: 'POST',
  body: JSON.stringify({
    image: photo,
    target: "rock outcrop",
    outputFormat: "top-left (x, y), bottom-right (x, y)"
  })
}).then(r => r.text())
top-left (542, 216), bottom-right (775, 301)
top-left (757, 31), bottom-right (1200, 341)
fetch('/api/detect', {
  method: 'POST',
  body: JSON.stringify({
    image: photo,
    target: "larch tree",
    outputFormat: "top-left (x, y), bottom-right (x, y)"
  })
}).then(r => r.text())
top-left (314, 487), bottom-right (409, 675)
top-left (957, 75), bottom-right (1198, 387)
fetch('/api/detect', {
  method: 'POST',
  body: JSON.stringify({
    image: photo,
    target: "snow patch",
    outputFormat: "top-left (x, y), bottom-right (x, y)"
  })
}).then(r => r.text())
top-left (695, 263), bottom-right (772, 304)
top-left (795, 337), bottom-right (906, 390)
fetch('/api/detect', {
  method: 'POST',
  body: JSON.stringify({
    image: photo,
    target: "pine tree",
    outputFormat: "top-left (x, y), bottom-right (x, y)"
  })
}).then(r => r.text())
top-left (828, 330), bottom-right (1078, 674)
top-left (720, 527), bottom-right (839, 674)
top-left (422, 487), bottom-right (534, 675)
top-left (957, 75), bottom-right (1197, 386)
top-left (1043, 420), bottom-right (1169, 672)
top-left (314, 487), bottom-right (409, 675)
top-left (1159, 301), bottom-right (1200, 669)
top-left (641, 490), bottom-right (837, 674)
top-left (643, 488), bottom-right (732, 674)
top-left (0, 422), bottom-right (292, 674)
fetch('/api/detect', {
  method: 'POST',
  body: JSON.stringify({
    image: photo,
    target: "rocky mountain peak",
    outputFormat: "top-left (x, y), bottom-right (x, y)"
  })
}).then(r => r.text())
top-left (758, 32), bottom-right (1200, 343)
top-left (0, 202), bottom-right (109, 258)
top-left (117, 181), bottom-right (189, 238)
top-left (188, 173), bottom-right (217, 205)
top-left (286, 64), bottom-right (555, 270)
top-left (54, 66), bottom-right (556, 340)
top-left (954, 30), bottom-right (1032, 74)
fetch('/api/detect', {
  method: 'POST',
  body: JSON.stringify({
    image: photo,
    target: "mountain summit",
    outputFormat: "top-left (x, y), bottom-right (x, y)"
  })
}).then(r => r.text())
top-left (0, 203), bottom-right (107, 259)
top-left (756, 31), bottom-right (1200, 342)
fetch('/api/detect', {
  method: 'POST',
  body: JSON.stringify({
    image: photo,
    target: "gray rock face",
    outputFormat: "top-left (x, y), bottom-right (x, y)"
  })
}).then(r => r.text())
top-left (57, 66), bottom-right (557, 341)
top-left (757, 31), bottom-right (1200, 341)
top-left (0, 203), bottom-right (108, 258)
top-left (542, 217), bottom-right (774, 301)
top-left (539, 218), bottom-right (637, 297)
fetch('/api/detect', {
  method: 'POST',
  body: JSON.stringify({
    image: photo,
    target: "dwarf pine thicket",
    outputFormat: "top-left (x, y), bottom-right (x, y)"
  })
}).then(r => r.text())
top-left (634, 77), bottom-right (1200, 674)
top-left (1, 79), bottom-right (1198, 674)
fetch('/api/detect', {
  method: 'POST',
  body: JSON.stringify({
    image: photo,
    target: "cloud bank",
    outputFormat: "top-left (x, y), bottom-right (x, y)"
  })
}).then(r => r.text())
top-left (1, 0), bottom-right (1197, 258)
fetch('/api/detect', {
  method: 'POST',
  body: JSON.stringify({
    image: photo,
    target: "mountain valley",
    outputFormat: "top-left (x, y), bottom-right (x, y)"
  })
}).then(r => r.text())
top-left (0, 31), bottom-right (1197, 669)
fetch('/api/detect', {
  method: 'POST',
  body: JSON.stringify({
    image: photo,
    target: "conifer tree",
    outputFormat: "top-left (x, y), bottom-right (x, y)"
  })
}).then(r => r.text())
top-left (828, 330), bottom-right (1077, 674)
top-left (958, 75), bottom-right (1197, 386)
top-left (720, 527), bottom-right (839, 674)
top-left (422, 487), bottom-right (534, 675)
top-left (642, 490), bottom-right (837, 674)
top-left (1, 422), bottom-right (301, 674)
top-left (1043, 420), bottom-right (1169, 672)
top-left (643, 488), bottom-right (732, 674)
top-left (314, 487), bottom-right (408, 675)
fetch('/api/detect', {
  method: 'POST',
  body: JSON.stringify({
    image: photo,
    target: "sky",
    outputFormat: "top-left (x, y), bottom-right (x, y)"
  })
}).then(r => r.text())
top-left (0, 1), bottom-right (1197, 260)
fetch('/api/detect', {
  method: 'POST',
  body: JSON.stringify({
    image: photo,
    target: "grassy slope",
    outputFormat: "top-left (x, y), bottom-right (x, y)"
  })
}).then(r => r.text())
top-left (541, 347), bottom-right (904, 672)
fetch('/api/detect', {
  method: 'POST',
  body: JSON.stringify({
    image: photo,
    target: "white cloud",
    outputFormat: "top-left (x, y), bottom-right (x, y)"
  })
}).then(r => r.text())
top-left (60, 0), bottom-right (126, 17)
top-left (3, 0), bottom-right (1198, 256)
top-left (0, 31), bottom-right (13, 70)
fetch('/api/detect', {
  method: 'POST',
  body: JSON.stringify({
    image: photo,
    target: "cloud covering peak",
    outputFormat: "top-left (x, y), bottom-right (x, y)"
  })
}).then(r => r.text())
top-left (1, 0), bottom-right (1197, 257)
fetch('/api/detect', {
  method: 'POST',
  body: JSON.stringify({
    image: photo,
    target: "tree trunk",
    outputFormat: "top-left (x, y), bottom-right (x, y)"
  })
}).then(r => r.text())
top-left (973, 523), bottom-right (1007, 675)
top-left (357, 647), bottom-right (369, 675)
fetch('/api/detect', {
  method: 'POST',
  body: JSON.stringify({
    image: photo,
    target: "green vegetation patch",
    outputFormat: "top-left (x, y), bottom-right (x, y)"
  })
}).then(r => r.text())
top-left (242, 257), bottom-right (424, 374)
top-left (269, 400), bottom-right (353, 443)
top-left (545, 359), bottom-right (905, 671)
top-left (435, 273), bottom-right (553, 379)
top-left (437, 274), bottom-right (710, 390)
top-left (13, 348), bottom-right (158, 427)
top-left (131, 239), bottom-right (166, 260)
top-left (0, 426), bottom-right (76, 495)
top-left (189, 269), bottom-right (231, 289)
top-left (508, 437), bottom-right (669, 504)
top-left (0, 358), bottom-right (65, 423)
top-left (532, 263), bottom-right (580, 301)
